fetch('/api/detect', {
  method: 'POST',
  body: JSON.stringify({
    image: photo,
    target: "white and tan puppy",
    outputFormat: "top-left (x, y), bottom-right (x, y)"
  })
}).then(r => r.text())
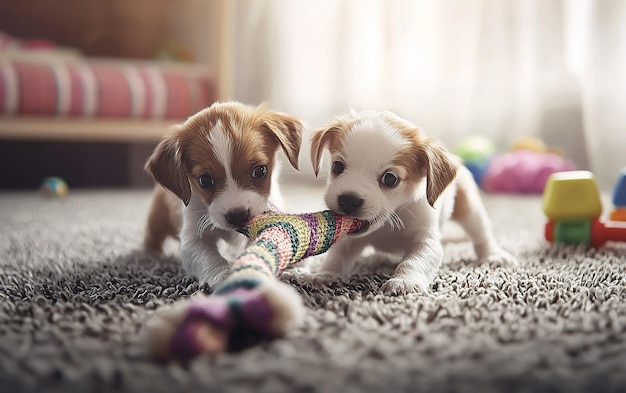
top-left (144, 102), bottom-right (302, 288)
top-left (310, 110), bottom-right (517, 295)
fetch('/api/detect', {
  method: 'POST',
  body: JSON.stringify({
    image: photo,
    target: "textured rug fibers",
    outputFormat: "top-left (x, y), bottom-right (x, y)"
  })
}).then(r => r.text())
top-left (1, 188), bottom-right (626, 393)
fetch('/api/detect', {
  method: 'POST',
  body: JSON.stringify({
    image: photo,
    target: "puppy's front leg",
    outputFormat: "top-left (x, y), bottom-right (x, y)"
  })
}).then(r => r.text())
top-left (313, 237), bottom-right (366, 282)
top-left (180, 237), bottom-right (230, 288)
top-left (380, 237), bottom-right (443, 295)
top-left (178, 195), bottom-right (232, 288)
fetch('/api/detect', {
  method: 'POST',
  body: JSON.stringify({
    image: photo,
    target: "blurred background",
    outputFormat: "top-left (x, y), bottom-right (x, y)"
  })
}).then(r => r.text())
top-left (0, 0), bottom-right (625, 191)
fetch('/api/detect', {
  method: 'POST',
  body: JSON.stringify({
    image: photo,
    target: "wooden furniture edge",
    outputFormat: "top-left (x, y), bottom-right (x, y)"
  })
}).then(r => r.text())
top-left (0, 117), bottom-right (173, 143)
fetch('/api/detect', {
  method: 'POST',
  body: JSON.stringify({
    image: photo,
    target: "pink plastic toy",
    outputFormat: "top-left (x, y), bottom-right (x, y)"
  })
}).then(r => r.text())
top-left (482, 150), bottom-right (576, 193)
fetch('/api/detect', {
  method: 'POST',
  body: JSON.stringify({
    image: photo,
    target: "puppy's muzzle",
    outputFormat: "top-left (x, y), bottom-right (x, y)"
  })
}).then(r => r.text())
top-left (338, 193), bottom-right (364, 216)
top-left (226, 208), bottom-right (250, 227)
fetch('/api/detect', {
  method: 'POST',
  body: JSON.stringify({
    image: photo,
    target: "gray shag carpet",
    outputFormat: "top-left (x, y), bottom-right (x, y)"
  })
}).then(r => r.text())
top-left (1, 187), bottom-right (626, 393)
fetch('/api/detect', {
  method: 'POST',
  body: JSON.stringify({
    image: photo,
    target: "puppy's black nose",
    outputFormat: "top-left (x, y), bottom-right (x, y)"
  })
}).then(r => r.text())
top-left (337, 193), bottom-right (364, 215)
top-left (226, 208), bottom-right (250, 227)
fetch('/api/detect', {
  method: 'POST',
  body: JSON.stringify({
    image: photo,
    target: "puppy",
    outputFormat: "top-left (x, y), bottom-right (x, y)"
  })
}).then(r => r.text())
top-left (310, 110), bottom-right (517, 295)
top-left (144, 101), bottom-right (302, 287)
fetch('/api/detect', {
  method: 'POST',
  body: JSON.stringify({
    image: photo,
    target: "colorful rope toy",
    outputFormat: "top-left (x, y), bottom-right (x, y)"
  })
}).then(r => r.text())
top-left (145, 210), bottom-right (364, 361)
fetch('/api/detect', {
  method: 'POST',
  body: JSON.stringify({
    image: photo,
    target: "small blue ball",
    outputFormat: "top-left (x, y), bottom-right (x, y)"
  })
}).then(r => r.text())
top-left (40, 177), bottom-right (69, 198)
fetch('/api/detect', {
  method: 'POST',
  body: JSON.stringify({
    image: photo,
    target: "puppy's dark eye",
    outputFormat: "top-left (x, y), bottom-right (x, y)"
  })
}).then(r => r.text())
top-left (381, 172), bottom-right (399, 187)
top-left (332, 161), bottom-right (345, 175)
top-left (198, 174), bottom-right (214, 188)
top-left (251, 165), bottom-right (268, 179)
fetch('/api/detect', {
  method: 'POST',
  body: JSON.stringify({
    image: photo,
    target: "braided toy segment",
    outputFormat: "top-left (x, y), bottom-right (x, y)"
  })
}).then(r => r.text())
top-left (214, 211), bottom-right (363, 296)
top-left (240, 210), bottom-right (363, 257)
top-left (146, 210), bottom-right (365, 360)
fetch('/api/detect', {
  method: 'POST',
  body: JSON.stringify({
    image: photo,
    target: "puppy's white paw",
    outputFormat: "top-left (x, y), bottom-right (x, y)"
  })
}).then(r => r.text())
top-left (481, 247), bottom-right (519, 267)
top-left (380, 277), bottom-right (426, 296)
top-left (199, 267), bottom-right (230, 289)
top-left (279, 264), bottom-right (312, 280)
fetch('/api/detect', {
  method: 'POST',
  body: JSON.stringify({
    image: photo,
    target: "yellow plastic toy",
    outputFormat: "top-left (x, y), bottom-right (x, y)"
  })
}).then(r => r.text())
top-left (542, 170), bottom-right (626, 247)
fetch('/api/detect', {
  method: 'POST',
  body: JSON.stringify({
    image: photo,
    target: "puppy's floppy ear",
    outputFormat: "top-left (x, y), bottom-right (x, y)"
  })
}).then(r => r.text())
top-left (311, 113), bottom-right (356, 177)
top-left (263, 113), bottom-right (303, 171)
top-left (145, 130), bottom-right (192, 206)
top-left (422, 138), bottom-right (459, 207)
top-left (310, 125), bottom-right (341, 177)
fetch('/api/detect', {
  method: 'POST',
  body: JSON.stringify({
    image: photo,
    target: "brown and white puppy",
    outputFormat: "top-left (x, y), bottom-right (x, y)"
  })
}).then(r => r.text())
top-left (310, 110), bottom-right (517, 295)
top-left (145, 101), bottom-right (302, 287)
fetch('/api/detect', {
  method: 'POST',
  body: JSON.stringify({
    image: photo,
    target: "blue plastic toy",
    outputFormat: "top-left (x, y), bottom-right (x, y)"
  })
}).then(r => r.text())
top-left (611, 167), bottom-right (626, 221)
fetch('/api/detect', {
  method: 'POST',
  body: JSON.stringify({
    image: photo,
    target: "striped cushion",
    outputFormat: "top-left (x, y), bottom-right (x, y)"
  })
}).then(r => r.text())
top-left (0, 57), bottom-right (216, 119)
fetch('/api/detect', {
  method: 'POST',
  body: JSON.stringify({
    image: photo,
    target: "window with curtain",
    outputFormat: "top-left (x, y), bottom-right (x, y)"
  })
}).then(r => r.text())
top-left (228, 0), bottom-right (626, 188)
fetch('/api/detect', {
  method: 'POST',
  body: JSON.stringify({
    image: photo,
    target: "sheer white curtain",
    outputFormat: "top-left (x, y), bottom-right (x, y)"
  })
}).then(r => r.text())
top-left (229, 0), bottom-right (626, 188)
